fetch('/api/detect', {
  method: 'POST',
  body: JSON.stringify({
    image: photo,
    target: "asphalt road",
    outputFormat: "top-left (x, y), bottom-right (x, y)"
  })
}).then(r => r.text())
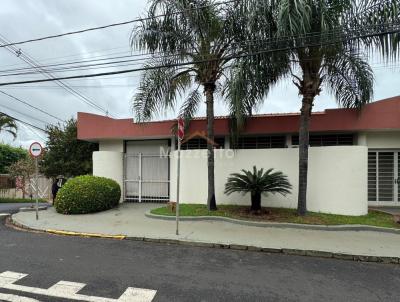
top-left (0, 216), bottom-right (400, 302)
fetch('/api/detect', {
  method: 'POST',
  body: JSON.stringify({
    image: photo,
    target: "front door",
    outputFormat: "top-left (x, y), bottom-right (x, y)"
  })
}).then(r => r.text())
top-left (368, 151), bottom-right (399, 204)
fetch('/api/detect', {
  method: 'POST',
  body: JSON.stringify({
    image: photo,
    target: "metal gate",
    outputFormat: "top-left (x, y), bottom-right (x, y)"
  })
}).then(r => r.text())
top-left (124, 153), bottom-right (170, 203)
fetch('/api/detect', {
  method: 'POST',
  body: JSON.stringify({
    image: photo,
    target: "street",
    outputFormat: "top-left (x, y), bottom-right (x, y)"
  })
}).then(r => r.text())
top-left (1, 217), bottom-right (400, 301)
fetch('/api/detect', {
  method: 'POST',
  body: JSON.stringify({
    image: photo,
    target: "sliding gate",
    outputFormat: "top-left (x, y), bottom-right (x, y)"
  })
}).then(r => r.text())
top-left (124, 153), bottom-right (170, 203)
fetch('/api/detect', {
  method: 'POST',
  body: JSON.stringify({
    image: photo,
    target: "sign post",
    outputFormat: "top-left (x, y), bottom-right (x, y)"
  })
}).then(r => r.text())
top-left (29, 142), bottom-right (43, 221)
top-left (176, 118), bottom-right (184, 235)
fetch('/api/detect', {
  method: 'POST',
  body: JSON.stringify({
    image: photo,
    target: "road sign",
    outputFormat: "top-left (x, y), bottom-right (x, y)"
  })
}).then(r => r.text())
top-left (28, 142), bottom-right (43, 221)
top-left (177, 118), bottom-right (184, 140)
top-left (29, 142), bottom-right (43, 158)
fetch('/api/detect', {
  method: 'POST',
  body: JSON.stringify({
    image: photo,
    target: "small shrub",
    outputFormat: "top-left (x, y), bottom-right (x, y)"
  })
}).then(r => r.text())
top-left (55, 175), bottom-right (121, 214)
top-left (224, 166), bottom-right (292, 213)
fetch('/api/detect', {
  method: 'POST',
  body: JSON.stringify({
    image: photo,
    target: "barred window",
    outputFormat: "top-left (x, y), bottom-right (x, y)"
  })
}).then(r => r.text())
top-left (291, 134), bottom-right (354, 146)
top-left (177, 137), bottom-right (225, 150)
top-left (232, 136), bottom-right (286, 149)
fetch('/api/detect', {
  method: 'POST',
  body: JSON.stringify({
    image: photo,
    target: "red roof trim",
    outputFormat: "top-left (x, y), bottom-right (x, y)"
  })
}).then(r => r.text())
top-left (77, 96), bottom-right (400, 141)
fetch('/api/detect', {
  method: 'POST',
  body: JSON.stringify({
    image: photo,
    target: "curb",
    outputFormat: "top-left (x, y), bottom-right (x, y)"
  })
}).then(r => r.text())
top-left (145, 211), bottom-right (400, 235)
top-left (9, 216), bottom-right (126, 240)
top-left (8, 215), bottom-right (400, 265)
top-left (124, 236), bottom-right (400, 264)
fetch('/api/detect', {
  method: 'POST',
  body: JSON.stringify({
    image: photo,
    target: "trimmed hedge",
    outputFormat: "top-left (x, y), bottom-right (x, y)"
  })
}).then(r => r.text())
top-left (55, 175), bottom-right (121, 214)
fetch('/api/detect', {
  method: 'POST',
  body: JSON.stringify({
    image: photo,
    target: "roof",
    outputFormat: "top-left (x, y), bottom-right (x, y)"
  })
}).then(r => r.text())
top-left (77, 96), bottom-right (400, 141)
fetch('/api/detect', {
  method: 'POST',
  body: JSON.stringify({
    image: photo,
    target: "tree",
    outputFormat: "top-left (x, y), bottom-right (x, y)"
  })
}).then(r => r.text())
top-left (224, 166), bottom-right (292, 213)
top-left (7, 157), bottom-right (35, 198)
top-left (246, 0), bottom-right (399, 215)
top-left (41, 119), bottom-right (98, 178)
top-left (131, 0), bottom-right (277, 210)
top-left (0, 113), bottom-right (17, 139)
top-left (0, 143), bottom-right (28, 174)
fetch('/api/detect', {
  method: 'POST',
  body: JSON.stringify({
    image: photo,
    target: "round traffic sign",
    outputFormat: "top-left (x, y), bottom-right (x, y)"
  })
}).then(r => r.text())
top-left (29, 142), bottom-right (43, 158)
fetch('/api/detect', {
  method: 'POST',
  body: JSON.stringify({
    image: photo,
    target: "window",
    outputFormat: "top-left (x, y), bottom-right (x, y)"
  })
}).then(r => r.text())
top-left (232, 136), bottom-right (286, 149)
top-left (177, 137), bottom-right (225, 150)
top-left (291, 134), bottom-right (354, 147)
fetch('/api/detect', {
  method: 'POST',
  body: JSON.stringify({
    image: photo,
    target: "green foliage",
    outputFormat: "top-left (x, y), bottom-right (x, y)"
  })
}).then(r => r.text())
top-left (54, 175), bottom-right (121, 215)
top-left (0, 113), bottom-right (17, 139)
top-left (131, 0), bottom-right (272, 123)
top-left (151, 205), bottom-right (399, 229)
top-left (0, 143), bottom-right (28, 174)
top-left (40, 119), bottom-right (98, 178)
top-left (225, 166), bottom-right (292, 197)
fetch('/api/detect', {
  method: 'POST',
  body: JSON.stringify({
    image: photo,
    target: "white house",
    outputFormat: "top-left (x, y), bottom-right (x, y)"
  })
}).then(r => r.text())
top-left (77, 96), bottom-right (400, 216)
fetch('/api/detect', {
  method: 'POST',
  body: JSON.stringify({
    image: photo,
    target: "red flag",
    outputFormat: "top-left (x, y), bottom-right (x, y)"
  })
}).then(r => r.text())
top-left (178, 118), bottom-right (184, 140)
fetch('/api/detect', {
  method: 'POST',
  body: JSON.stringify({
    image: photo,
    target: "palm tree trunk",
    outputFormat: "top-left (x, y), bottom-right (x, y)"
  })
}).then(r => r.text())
top-left (205, 85), bottom-right (217, 211)
top-left (251, 192), bottom-right (261, 213)
top-left (297, 96), bottom-right (313, 216)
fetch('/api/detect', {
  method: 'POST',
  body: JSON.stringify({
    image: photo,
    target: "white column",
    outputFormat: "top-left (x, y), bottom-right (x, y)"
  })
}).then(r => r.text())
top-left (93, 151), bottom-right (124, 202)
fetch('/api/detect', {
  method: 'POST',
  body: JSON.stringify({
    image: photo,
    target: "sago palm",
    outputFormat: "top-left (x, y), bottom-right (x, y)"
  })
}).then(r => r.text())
top-left (241, 0), bottom-right (399, 216)
top-left (224, 166), bottom-right (292, 213)
top-left (0, 113), bottom-right (17, 139)
top-left (131, 0), bottom-right (281, 210)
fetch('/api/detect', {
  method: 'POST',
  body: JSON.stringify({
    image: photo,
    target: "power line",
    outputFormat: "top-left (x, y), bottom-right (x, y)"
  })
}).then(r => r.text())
top-left (0, 0), bottom-right (237, 49)
top-left (0, 102), bottom-right (50, 125)
top-left (0, 112), bottom-right (48, 133)
top-left (0, 22), bottom-right (398, 87)
top-left (0, 90), bottom-right (64, 123)
top-left (0, 34), bottom-right (113, 116)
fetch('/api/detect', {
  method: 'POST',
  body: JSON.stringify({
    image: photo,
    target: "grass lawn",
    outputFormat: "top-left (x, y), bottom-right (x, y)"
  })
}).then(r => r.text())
top-left (0, 197), bottom-right (48, 203)
top-left (151, 204), bottom-right (399, 229)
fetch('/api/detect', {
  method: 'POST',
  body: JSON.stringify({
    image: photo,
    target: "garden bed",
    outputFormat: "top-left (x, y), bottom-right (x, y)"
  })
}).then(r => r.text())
top-left (151, 204), bottom-right (399, 229)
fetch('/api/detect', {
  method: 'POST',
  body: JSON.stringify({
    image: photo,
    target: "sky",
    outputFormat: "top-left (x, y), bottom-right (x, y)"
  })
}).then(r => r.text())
top-left (0, 0), bottom-right (399, 148)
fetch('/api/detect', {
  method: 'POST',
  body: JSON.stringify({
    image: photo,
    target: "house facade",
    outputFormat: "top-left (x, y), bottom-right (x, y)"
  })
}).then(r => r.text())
top-left (77, 96), bottom-right (400, 216)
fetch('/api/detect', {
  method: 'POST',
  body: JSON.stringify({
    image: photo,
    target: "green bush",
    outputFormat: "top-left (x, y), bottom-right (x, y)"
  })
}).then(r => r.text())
top-left (55, 175), bottom-right (121, 214)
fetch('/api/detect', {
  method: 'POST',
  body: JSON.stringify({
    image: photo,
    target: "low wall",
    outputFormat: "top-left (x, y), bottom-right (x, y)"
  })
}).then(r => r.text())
top-left (93, 151), bottom-right (124, 202)
top-left (170, 146), bottom-right (368, 216)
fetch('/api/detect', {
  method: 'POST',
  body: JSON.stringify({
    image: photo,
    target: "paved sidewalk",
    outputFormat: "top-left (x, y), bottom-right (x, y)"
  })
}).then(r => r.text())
top-left (12, 203), bottom-right (400, 258)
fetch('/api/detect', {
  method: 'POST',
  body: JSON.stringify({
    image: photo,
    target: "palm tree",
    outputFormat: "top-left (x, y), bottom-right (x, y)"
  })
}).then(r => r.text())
top-left (0, 113), bottom-right (17, 139)
top-left (224, 166), bottom-right (292, 213)
top-left (131, 0), bottom-right (282, 210)
top-left (242, 0), bottom-right (399, 216)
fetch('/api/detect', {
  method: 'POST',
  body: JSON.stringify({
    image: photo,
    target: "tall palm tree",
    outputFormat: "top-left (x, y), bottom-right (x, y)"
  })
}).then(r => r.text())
top-left (131, 0), bottom-right (282, 210)
top-left (242, 0), bottom-right (399, 216)
top-left (0, 113), bottom-right (17, 139)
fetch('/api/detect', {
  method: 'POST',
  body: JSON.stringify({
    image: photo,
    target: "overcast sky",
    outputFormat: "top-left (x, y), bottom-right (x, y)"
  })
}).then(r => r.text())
top-left (0, 0), bottom-right (399, 148)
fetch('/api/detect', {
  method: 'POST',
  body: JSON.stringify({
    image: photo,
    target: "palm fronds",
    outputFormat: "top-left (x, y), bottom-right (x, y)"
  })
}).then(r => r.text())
top-left (225, 166), bottom-right (292, 197)
top-left (0, 113), bottom-right (17, 139)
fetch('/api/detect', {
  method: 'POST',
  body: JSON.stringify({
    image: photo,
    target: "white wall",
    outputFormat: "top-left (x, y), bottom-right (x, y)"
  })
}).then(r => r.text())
top-left (366, 131), bottom-right (400, 149)
top-left (99, 140), bottom-right (124, 152)
top-left (170, 146), bottom-right (368, 216)
top-left (93, 151), bottom-right (124, 202)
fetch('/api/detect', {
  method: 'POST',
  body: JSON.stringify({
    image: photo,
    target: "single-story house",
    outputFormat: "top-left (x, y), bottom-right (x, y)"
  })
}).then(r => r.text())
top-left (77, 96), bottom-right (400, 216)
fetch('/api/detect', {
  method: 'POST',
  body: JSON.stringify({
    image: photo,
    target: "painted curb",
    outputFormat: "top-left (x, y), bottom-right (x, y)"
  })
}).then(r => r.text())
top-left (9, 216), bottom-right (126, 240)
top-left (46, 229), bottom-right (126, 240)
top-left (145, 211), bottom-right (400, 235)
top-left (7, 215), bottom-right (400, 265)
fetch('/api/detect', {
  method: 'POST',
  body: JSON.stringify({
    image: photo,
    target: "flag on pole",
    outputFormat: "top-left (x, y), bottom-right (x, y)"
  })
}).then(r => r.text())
top-left (178, 118), bottom-right (184, 141)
